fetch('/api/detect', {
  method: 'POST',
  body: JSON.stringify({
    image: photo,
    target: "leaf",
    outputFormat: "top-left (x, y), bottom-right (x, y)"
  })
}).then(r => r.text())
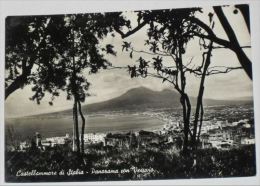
top-left (122, 41), bottom-right (131, 51)
top-left (105, 44), bottom-right (116, 56)
top-left (162, 78), bottom-right (167, 83)
top-left (212, 22), bottom-right (215, 29)
top-left (137, 15), bottom-right (142, 25)
top-left (130, 51), bottom-right (133, 58)
top-left (208, 12), bottom-right (214, 23)
top-left (144, 40), bottom-right (150, 46)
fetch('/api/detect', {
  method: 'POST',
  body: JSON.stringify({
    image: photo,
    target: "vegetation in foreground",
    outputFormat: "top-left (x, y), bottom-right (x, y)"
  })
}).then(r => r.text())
top-left (5, 144), bottom-right (256, 182)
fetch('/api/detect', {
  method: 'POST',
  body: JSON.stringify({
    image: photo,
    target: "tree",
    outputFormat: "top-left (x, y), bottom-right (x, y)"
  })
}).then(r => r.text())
top-left (189, 5), bottom-right (252, 79)
top-left (118, 8), bottom-right (242, 152)
top-left (5, 14), bottom-right (121, 154)
top-left (30, 14), bottom-right (122, 154)
top-left (5, 10), bottom-right (141, 102)
top-left (5, 16), bottom-right (55, 99)
top-left (119, 8), bottom-right (200, 153)
top-left (213, 5), bottom-right (251, 79)
top-left (112, 5), bottom-right (252, 79)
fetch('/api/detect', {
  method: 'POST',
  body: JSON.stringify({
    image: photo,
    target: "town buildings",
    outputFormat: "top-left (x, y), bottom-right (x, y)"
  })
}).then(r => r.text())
top-left (17, 111), bottom-right (255, 152)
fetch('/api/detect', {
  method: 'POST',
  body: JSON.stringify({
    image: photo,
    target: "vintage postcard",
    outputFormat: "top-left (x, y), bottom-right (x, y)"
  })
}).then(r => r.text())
top-left (2, 2), bottom-right (258, 184)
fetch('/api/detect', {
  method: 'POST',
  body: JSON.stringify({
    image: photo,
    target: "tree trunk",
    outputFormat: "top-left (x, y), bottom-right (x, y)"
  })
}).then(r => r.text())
top-left (182, 93), bottom-right (191, 154)
top-left (234, 4), bottom-right (250, 33)
top-left (71, 28), bottom-right (81, 154)
top-left (197, 102), bottom-right (204, 142)
top-left (178, 50), bottom-right (191, 153)
top-left (78, 101), bottom-right (86, 153)
top-left (192, 42), bottom-right (213, 148)
top-left (214, 6), bottom-right (252, 80)
top-left (72, 110), bottom-right (76, 151)
top-left (73, 97), bottom-right (80, 154)
top-left (180, 94), bottom-right (188, 153)
top-left (232, 45), bottom-right (252, 80)
top-left (5, 59), bottom-right (34, 100)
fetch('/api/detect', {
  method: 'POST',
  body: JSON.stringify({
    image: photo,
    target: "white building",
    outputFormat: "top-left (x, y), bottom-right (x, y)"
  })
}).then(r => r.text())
top-left (241, 137), bottom-right (255, 145)
top-left (83, 133), bottom-right (105, 144)
top-left (19, 141), bottom-right (30, 151)
top-left (210, 140), bottom-right (232, 150)
top-left (45, 133), bottom-right (70, 146)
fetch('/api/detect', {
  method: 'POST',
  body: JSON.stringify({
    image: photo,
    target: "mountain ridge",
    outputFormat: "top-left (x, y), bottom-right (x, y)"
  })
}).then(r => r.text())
top-left (20, 86), bottom-right (253, 118)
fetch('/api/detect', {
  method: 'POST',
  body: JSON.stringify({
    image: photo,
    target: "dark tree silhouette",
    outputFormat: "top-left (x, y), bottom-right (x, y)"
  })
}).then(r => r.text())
top-left (112, 5), bottom-right (252, 79)
top-left (5, 16), bottom-right (54, 99)
top-left (109, 6), bottom-right (250, 152)
top-left (5, 14), bottom-right (121, 154)
top-left (234, 4), bottom-right (250, 33)
top-left (118, 8), bottom-right (200, 153)
top-left (213, 6), bottom-right (251, 79)
top-left (190, 5), bottom-right (252, 79)
top-left (118, 9), bottom-right (243, 152)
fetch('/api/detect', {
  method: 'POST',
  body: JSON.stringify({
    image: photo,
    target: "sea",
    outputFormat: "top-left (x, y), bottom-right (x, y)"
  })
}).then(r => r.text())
top-left (5, 113), bottom-right (165, 143)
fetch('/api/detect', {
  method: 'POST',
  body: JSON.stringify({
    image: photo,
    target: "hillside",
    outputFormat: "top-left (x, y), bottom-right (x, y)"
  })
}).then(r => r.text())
top-left (83, 87), bottom-right (182, 113)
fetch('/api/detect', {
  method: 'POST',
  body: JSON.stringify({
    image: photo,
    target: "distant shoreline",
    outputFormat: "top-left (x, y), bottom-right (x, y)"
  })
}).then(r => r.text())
top-left (5, 113), bottom-right (165, 143)
top-left (5, 102), bottom-right (253, 119)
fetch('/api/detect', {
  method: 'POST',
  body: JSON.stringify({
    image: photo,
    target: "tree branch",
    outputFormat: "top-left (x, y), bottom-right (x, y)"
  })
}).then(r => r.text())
top-left (235, 4), bottom-right (250, 33)
top-left (214, 6), bottom-right (252, 79)
top-left (188, 17), bottom-right (232, 48)
top-left (189, 13), bottom-right (252, 80)
top-left (132, 48), bottom-right (171, 57)
top-left (207, 66), bottom-right (243, 75)
top-left (212, 45), bottom-right (251, 49)
top-left (114, 21), bottom-right (147, 39)
top-left (191, 31), bottom-right (232, 49)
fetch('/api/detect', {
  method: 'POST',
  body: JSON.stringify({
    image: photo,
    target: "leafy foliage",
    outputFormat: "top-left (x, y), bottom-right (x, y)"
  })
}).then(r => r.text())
top-left (5, 12), bottom-right (131, 102)
top-left (5, 145), bottom-right (256, 182)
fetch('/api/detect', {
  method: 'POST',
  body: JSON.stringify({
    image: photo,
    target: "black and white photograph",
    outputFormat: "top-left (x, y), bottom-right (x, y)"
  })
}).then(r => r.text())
top-left (1, 1), bottom-right (260, 185)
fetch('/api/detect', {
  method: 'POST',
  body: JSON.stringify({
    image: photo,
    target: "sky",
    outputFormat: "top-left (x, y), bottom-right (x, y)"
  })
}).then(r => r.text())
top-left (5, 5), bottom-right (253, 118)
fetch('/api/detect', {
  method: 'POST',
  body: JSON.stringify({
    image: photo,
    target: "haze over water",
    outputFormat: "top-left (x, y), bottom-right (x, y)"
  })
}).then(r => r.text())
top-left (5, 113), bottom-right (164, 142)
